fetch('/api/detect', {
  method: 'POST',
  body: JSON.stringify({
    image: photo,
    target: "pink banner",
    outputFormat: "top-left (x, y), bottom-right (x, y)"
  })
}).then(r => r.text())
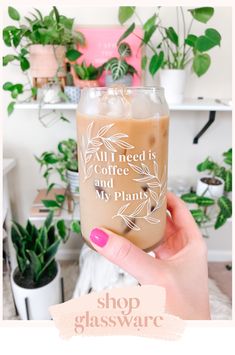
top-left (50, 285), bottom-right (185, 340)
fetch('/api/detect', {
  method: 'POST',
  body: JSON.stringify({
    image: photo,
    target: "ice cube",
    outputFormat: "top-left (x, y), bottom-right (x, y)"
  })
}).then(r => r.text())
top-left (131, 93), bottom-right (156, 119)
top-left (106, 96), bottom-right (125, 118)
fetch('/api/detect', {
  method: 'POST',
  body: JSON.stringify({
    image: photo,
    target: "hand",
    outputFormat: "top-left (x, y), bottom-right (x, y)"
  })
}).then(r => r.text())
top-left (89, 192), bottom-right (211, 320)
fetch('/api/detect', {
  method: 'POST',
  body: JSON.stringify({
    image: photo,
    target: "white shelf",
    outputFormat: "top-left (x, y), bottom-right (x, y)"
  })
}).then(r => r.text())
top-left (14, 98), bottom-right (232, 112)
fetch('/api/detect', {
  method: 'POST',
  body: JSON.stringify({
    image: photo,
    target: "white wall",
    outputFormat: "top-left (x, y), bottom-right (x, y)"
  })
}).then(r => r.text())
top-left (2, 6), bottom-right (232, 259)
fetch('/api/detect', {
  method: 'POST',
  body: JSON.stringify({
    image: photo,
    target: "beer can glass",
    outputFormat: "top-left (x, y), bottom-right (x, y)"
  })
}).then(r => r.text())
top-left (76, 87), bottom-right (169, 251)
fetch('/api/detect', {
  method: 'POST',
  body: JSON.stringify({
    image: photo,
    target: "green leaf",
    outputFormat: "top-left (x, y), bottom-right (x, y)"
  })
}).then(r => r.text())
top-left (218, 196), bottom-right (232, 218)
top-left (141, 55), bottom-right (147, 70)
top-left (165, 26), bottom-right (178, 46)
top-left (143, 13), bottom-right (157, 31)
top-left (41, 239), bottom-right (60, 275)
top-left (7, 101), bottom-right (15, 116)
top-left (142, 24), bottom-right (157, 46)
top-left (8, 6), bottom-right (20, 21)
top-left (47, 183), bottom-right (55, 194)
top-left (57, 220), bottom-right (67, 240)
top-left (20, 56), bottom-right (30, 71)
top-left (106, 58), bottom-right (128, 80)
top-left (193, 53), bottom-right (211, 77)
top-left (197, 158), bottom-right (216, 172)
top-left (223, 148), bottom-right (232, 166)
top-left (43, 152), bottom-right (58, 164)
top-left (44, 211), bottom-right (54, 229)
top-left (117, 23), bottom-right (135, 45)
top-left (190, 209), bottom-right (205, 223)
top-left (26, 250), bottom-right (42, 281)
top-left (3, 55), bottom-right (16, 66)
top-left (17, 255), bottom-right (27, 274)
top-left (118, 42), bottom-right (132, 57)
top-left (71, 220), bottom-right (81, 234)
top-left (3, 82), bottom-right (13, 91)
top-left (149, 51), bottom-right (164, 76)
top-left (189, 7), bottom-right (214, 24)
top-left (224, 170), bottom-right (232, 192)
top-left (185, 34), bottom-right (198, 47)
top-left (214, 212), bottom-right (227, 229)
top-left (39, 226), bottom-right (48, 249)
top-left (118, 6), bottom-right (135, 24)
top-left (181, 192), bottom-right (198, 203)
top-left (56, 194), bottom-right (65, 204)
top-left (42, 200), bottom-right (61, 209)
top-left (66, 49), bottom-right (82, 61)
top-left (196, 196), bottom-right (215, 206)
top-left (195, 28), bottom-right (221, 52)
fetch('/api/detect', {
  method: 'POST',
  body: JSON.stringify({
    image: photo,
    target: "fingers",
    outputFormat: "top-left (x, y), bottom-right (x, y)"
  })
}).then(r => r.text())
top-left (166, 191), bottom-right (201, 237)
top-left (89, 227), bottom-right (165, 285)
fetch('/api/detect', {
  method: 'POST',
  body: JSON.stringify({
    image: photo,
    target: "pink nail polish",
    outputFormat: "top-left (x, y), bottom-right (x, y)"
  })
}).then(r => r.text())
top-left (90, 228), bottom-right (109, 247)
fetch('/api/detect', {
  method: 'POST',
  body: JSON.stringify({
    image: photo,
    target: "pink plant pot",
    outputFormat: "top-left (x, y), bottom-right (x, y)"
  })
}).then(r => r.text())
top-left (29, 44), bottom-right (66, 78)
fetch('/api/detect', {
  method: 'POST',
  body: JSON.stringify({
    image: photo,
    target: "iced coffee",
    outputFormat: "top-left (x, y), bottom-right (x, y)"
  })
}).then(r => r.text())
top-left (76, 87), bottom-right (169, 251)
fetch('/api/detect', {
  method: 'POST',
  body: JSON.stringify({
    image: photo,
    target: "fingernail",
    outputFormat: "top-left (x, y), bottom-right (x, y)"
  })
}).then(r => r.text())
top-left (90, 228), bottom-right (109, 247)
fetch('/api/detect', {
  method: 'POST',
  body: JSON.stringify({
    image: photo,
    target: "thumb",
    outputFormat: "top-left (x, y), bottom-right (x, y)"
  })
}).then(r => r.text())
top-left (89, 227), bottom-right (165, 285)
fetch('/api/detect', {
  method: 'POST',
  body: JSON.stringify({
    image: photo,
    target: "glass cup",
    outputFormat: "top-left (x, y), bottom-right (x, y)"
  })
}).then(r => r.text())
top-left (76, 87), bottom-right (169, 251)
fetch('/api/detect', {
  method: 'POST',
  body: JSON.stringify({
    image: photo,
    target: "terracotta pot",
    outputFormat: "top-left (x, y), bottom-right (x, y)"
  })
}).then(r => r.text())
top-left (29, 44), bottom-right (66, 78)
top-left (74, 79), bottom-right (99, 88)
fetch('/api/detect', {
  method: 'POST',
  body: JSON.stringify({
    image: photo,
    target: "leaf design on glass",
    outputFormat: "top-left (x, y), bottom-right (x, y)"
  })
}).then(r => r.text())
top-left (149, 189), bottom-right (159, 203)
top-left (113, 140), bottom-right (134, 149)
top-left (128, 163), bottom-right (143, 174)
top-left (153, 160), bottom-right (158, 177)
top-left (87, 121), bottom-right (94, 141)
top-left (116, 203), bottom-right (130, 216)
top-left (102, 138), bottom-right (117, 152)
top-left (161, 166), bottom-right (167, 185)
top-left (141, 163), bottom-right (150, 175)
top-left (130, 200), bottom-right (148, 217)
top-left (86, 147), bottom-right (99, 154)
top-left (97, 123), bottom-right (114, 137)
top-left (91, 139), bottom-right (103, 147)
top-left (85, 154), bottom-right (92, 164)
top-left (147, 181), bottom-right (161, 188)
top-left (147, 198), bottom-right (152, 215)
top-left (86, 164), bottom-right (93, 179)
top-left (109, 133), bottom-right (128, 141)
top-left (144, 216), bottom-right (160, 224)
top-left (133, 176), bottom-right (154, 182)
top-left (122, 216), bottom-right (140, 231)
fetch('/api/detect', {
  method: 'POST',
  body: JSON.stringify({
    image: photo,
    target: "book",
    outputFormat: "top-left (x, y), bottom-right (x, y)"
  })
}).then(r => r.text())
top-left (30, 188), bottom-right (66, 217)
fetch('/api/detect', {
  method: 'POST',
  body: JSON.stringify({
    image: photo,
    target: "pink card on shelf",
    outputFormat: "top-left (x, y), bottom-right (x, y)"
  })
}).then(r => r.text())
top-left (76, 26), bottom-right (143, 86)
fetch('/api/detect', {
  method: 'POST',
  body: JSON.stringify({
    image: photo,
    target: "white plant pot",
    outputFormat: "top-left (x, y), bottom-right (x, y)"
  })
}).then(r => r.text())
top-left (196, 176), bottom-right (225, 199)
top-left (11, 262), bottom-right (61, 320)
top-left (160, 69), bottom-right (186, 104)
top-left (67, 169), bottom-right (79, 195)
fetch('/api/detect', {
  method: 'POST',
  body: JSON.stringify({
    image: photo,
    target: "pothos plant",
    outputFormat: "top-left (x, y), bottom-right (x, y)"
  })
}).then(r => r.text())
top-left (105, 42), bottom-right (137, 80)
top-left (3, 6), bottom-right (85, 120)
top-left (181, 149), bottom-right (232, 235)
top-left (35, 138), bottom-right (81, 236)
top-left (118, 6), bottom-right (221, 77)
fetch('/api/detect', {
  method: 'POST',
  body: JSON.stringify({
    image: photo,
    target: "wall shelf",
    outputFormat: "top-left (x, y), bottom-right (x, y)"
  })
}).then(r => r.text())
top-left (15, 98), bottom-right (232, 143)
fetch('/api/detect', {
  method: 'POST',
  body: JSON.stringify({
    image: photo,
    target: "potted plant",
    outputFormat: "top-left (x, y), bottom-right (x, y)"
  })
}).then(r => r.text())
top-left (11, 211), bottom-right (68, 320)
top-left (181, 149), bottom-right (232, 236)
top-left (72, 61), bottom-right (103, 88)
top-left (118, 6), bottom-right (222, 103)
top-left (36, 138), bottom-right (79, 196)
top-left (3, 6), bottom-right (85, 115)
top-left (104, 42), bottom-right (137, 86)
top-left (196, 148), bottom-right (232, 199)
top-left (64, 63), bottom-right (81, 103)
